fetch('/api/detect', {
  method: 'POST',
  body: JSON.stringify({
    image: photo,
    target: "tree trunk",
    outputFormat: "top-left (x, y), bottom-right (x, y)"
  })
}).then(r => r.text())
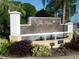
top-left (63, 0), bottom-right (66, 24)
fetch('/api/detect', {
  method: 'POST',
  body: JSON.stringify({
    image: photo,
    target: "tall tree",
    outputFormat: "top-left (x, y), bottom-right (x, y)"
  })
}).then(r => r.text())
top-left (42, 0), bottom-right (76, 23)
top-left (46, 0), bottom-right (63, 16)
top-left (63, 0), bottom-right (75, 23)
top-left (8, 1), bottom-right (26, 15)
top-left (21, 3), bottom-right (36, 23)
top-left (0, 0), bottom-right (10, 39)
top-left (42, 0), bottom-right (50, 9)
top-left (0, 0), bottom-right (36, 39)
top-left (36, 9), bottom-right (50, 17)
top-left (62, 0), bottom-right (76, 23)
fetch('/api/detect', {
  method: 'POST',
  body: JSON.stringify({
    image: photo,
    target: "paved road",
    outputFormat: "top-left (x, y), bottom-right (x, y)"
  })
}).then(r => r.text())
top-left (0, 55), bottom-right (79, 59)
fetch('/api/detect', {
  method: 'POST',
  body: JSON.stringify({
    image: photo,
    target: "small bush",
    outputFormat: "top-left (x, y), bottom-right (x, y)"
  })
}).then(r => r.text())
top-left (9, 40), bottom-right (32, 57)
top-left (32, 45), bottom-right (51, 56)
top-left (64, 41), bottom-right (79, 51)
top-left (0, 39), bottom-right (11, 56)
top-left (52, 45), bottom-right (72, 56)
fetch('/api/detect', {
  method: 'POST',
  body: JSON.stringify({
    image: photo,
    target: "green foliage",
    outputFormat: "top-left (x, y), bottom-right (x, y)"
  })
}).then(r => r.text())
top-left (0, 38), bottom-right (8, 43)
top-left (9, 40), bottom-right (32, 57)
top-left (52, 46), bottom-right (72, 56)
top-left (32, 45), bottom-right (51, 56)
top-left (0, 38), bottom-right (11, 56)
top-left (42, 0), bottom-right (50, 9)
top-left (0, 0), bottom-right (10, 39)
top-left (64, 39), bottom-right (79, 51)
top-left (46, 0), bottom-right (63, 16)
top-left (43, 0), bottom-right (77, 22)
top-left (0, 0), bottom-right (36, 39)
top-left (73, 32), bottom-right (79, 43)
top-left (35, 9), bottom-right (50, 17)
top-left (21, 3), bottom-right (36, 23)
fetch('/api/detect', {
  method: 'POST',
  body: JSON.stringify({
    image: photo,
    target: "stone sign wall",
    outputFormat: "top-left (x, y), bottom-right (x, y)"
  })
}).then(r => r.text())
top-left (21, 17), bottom-right (67, 34)
top-left (9, 11), bottom-right (73, 48)
top-left (21, 17), bottom-right (68, 40)
top-left (9, 11), bottom-right (73, 43)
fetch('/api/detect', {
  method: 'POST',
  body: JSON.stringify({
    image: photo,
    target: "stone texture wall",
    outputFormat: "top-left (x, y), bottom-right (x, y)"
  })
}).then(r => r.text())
top-left (21, 17), bottom-right (67, 34)
top-left (20, 17), bottom-right (68, 40)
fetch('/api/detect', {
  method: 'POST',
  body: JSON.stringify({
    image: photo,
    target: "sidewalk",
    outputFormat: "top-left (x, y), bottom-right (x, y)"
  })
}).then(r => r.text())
top-left (0, 55), bottom-right (79, 59)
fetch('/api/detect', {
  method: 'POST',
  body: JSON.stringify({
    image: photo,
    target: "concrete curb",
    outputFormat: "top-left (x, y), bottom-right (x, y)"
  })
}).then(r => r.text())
top-left (0, 56), bottom-right (6, 59)
top-left (0, 55), bottom-right (79, 59)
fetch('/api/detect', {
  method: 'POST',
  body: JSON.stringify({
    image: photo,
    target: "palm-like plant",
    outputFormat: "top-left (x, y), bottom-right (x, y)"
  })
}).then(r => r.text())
top-left (46, 0), bottom-right (62, 16)
top-left (62, 0), bottom-right (76, 23)
top-left (42, 0), bottom-right (76, 23)
top-left (42, 0), bottom-right (50, 9)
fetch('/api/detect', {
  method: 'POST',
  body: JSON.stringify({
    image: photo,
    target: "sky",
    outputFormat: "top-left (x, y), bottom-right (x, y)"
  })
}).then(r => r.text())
top-left (71, 0), bottom-right (79, 23)
top-left (17, 0), bottom-right (43, 11)
top-left (17, 0), bottom-right (79, 23)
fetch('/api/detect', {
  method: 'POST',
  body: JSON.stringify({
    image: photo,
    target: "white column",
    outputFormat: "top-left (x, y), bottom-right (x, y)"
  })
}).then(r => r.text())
top-left (55, 34), bottom-right (57, 40)
top-left (67, 22), bottom-right (73, 33)
top-left (44, 35), bottom-right (47, 40)
top-left (9, 11), bottom-right (21, 35)
top-left (9, 11), bottom-right (21, 42)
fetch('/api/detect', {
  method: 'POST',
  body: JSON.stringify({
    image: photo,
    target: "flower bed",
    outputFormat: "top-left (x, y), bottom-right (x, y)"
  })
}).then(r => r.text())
top-left (0, 38), bottom-right (79, 57)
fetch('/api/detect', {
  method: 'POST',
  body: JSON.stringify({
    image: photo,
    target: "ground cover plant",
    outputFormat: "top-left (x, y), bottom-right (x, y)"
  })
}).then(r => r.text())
top-left (0, 38), bottom-right (11, 56)
top-left (52, 44), bottom-right (72, 56)
top-left (64, 32), bottom-right (79, 51)
top-left (31, 45), bottom-right (52, 57)
top-left (0, 36), bottom-right (78, 57)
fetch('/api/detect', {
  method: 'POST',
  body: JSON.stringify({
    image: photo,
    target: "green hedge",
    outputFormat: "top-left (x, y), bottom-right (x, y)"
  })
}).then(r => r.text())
top-left (0, 39), bottom-right (11, 56)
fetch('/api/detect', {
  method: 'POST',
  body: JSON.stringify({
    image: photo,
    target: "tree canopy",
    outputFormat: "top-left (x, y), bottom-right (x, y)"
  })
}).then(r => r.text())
top-left (35, 9), bottom-right (50, 17)
top-left (42, 0), bottom-right (77, 23)
top-left (21, 3), bottom-right (36, 23)
top-left (0, 0), bottom-right (36, 39)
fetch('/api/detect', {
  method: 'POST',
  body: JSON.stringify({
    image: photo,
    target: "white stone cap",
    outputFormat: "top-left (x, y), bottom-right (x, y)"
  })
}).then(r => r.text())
top-left (29, 17), bottom-right (61, 20)
top-left (65, 22), bottom-right (73, 25)
top-left (9, 11), bottom-right (21, 14)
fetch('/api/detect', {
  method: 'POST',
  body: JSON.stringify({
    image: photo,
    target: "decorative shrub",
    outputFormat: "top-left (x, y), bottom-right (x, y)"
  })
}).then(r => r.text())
top-left (64, 40), bottom-right (79, 51)
top-left (0, 39), bottom-right (11, 56)
top-left (52, 45), bottom-right (72, 56)
top-left (64, 32), bottom-right (79, 51)
top-left (32, 45), bottom-right (51, 56)
top-left (9, 40), bottom-right (32, 57)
